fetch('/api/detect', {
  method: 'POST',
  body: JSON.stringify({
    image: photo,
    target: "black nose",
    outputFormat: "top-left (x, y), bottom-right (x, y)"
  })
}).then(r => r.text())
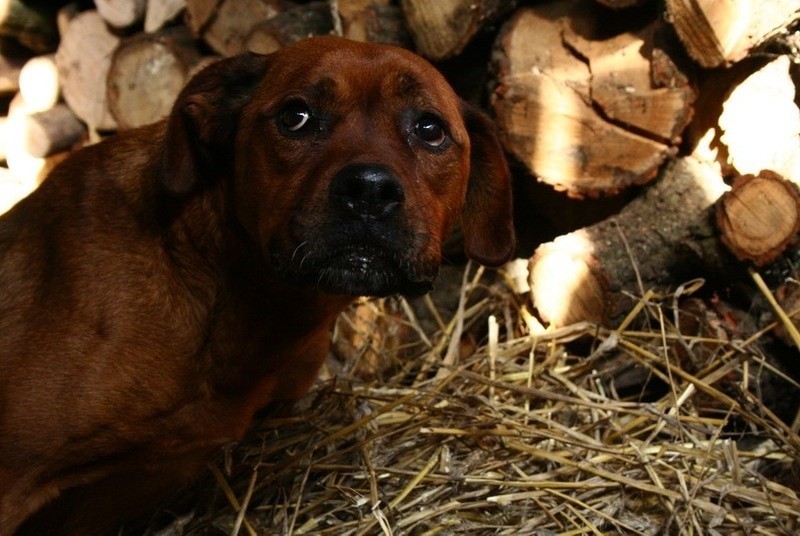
top-left (330, 164), bottom-right (404, 220)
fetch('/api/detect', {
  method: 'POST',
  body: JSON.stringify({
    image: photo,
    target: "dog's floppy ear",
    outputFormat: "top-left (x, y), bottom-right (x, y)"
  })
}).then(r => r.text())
top-left (161, 53), bottom-right (269, 195)
top-left (460, 103), bottom-right (515, 267)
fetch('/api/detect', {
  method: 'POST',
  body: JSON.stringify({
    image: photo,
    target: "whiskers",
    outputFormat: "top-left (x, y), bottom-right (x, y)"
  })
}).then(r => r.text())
top-left (289, 241), bottom-right (314, 270)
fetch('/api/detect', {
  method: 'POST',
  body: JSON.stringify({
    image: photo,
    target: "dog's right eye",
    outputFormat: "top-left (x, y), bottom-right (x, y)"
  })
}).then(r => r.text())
top-left (278, 101), bottom-right (312, 133)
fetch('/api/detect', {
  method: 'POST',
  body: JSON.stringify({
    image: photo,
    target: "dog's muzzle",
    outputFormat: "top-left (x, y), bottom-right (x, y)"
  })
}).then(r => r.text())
top-left (274, 164), bottom-right (437, 297)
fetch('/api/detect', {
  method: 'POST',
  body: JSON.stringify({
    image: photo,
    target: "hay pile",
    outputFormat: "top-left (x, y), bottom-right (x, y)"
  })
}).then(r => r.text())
top-left (143, 264), bottom-right (800, 535)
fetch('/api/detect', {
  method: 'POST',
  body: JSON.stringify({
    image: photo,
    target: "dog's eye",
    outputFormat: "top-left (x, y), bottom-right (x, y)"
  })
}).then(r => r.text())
top-left (414, 115), bottom-right (447, 147)
top-left (279, 101), bottom-right (311, 132)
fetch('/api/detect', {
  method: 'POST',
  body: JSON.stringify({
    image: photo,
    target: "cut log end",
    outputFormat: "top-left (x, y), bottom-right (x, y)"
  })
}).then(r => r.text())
top-left (716, 171), bottom-right (800, 266)
top-left (529, 233), bottom-right (608, 326)
top-left (491, 1), bottom-right (694, 197)
top-left (95, 0), bottom-right (147, 29)
top-left (55, 10), bottom-right (121, 131)
top-left (528, 157), bottom-right (730, 327)
top-left (401, 0), bottom-right (514, 61)
top-left (666, 0), bottom-right (800, 68)
top-left (18, 54), bottom-right (59, 113)
top-left (107, 28), bottom-right (201, 129)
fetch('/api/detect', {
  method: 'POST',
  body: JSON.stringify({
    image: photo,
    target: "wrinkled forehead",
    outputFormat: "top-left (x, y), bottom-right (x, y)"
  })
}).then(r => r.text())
top-left (258, 40), bottom-right (464, 121)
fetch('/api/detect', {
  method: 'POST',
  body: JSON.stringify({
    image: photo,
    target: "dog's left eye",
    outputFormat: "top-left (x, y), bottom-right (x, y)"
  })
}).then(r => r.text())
top-left (414, 115), bottom-right (448, 148)
top-left (279, 101), bottom-right (312, 133)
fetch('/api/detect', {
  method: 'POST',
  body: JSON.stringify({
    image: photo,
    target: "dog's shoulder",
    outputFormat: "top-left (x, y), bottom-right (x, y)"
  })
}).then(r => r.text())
top-left (1, 122), bottom-right (168, 237)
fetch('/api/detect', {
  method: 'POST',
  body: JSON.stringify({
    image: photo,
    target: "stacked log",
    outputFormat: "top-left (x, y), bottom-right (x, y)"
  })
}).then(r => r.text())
top-left (490, 0), bottom-right (695, 197)
top-left (107, 26), bottom-right (203, 129)
top-left (55, 10), bottom-right (120, 131)
top-left (666, 0), bottom-right (800, 68)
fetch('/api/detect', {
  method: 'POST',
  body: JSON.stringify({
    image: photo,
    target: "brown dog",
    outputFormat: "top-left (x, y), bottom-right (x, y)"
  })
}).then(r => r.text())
top-left (0, 36), bottom-right (513, 534)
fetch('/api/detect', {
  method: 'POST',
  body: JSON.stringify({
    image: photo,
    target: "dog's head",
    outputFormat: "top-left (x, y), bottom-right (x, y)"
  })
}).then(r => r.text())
top-left (162, 36), bottom-right (514, 296)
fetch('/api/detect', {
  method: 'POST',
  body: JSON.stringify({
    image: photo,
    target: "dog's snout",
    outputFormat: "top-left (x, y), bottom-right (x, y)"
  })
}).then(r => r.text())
top-left (331, 164), bottom-right (404, 220)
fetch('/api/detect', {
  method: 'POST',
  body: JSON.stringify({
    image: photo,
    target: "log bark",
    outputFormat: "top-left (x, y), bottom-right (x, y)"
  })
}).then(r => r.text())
top-left (595, 0), bottom-right (647, 8)
top-left (185, 0), bottom-right (287, 56)
top-left (0, 117), bottom-right (7, 162)
top-left (107, 26), bottom-right (202, 129)
top-left (0, 0), bottom-right (60, 53)
top-left (21, 103), bottom-right (86, 158)
top-left (245, 2), bottom-right (332, 55)
top-left (145, 0), bottom-right (186, 33)
top-left (96, 0), bottom-right (147, 30)
top-left (56, 2), bottom-right (81, 39)
top-left (491, 0), bottom-right (694, 197)
top-left (4, 95), bottom-right (49, 185)
top-left (337, 0), bottom-right (387, 42)
top-left (361, 4), bottom-right (412, 48)
top-left (0, 166), bottom-right (38, 216)
top-left (18, 54), bottom-right (59, 113)
top-left (55, 10), bottom-right (120, 131)
top-left (399, 0), bottom-right (514, 61)
top-left (331, 300), bottom-right (408, 380)
top-left (719, 56), bottom-right (800, 183)
top-left (0, 54), bottom-right (24, 95)
top-left (529, 157), bottom-right (731, 326)
top-left (336, 1), bottom-right (411, 47)
top-left (716, 171), bottom-right (800, 267)
top-left (665, 0), bottom-right (800, 68)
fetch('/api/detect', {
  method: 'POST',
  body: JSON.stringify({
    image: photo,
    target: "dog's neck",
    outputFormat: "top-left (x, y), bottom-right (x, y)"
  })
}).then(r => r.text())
top-left (153, 173), bottom-right (352, 402)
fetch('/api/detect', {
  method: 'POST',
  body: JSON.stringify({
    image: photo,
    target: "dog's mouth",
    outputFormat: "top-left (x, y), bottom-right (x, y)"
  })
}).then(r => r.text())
top-left (273, 243), bottom-right (436, 297)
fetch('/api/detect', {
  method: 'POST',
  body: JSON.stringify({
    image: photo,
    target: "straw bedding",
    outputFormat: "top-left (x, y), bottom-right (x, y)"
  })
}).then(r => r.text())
top-left (139, 264), bottom-right (800, 535)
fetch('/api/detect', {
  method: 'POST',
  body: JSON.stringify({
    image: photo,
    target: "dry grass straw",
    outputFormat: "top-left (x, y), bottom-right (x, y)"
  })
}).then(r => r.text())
top-left (161, 265), bottom-right (800, 535)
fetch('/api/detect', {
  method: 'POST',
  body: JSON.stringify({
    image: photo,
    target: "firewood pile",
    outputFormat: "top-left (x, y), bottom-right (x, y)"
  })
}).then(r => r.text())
top-left (2, 0), bottom-right (800, 534)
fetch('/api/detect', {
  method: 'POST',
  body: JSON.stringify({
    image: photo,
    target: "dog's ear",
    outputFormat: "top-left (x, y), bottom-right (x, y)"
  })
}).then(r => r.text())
top-left (460, 103), bottom-right (515, 267)
top-left (161, 53), bottom-right (269, 195)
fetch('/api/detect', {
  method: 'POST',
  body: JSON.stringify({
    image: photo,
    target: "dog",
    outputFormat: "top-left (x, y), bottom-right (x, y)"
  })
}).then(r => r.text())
top-left (0, 36), bottom-right (514, 534)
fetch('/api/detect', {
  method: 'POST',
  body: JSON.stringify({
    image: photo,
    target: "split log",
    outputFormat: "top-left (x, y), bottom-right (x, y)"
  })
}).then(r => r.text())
top-left (0, 166), bottom-right (38, 216)
top-left (5, 94), bottom-right (49, 183)
top-left (331, 300), bottom-right (408, 380)
top-left (55, 10), bottom-right (120, 131)
top-left (336, 1), bottom-right (411, 47)
top-left (245, 2), bottom-right (332, 55)
top-left (716, 171), bottom-right (800, 267)
top-left (0, 117), bottom-right (7, 162)
top-left (665, 0), bottom-right (800, 68)
top-left (0, 0), bottom-right (59, 53)
top-left (96, 0), bottom-right (146, 30)
top-left (0, 150), bottom-right (68, 215)
top-left (185, 0), bottom-right (287, 56)
top-left (21, 104), bottom-right (87, 158)
top-left (56, 2), bottom-right (81, 39)
top-left (719, 56), bottom-right (800, 183)
top-left (0, 54), bottom-right (24, 95)
top-left (562, 12), bottom-right (693, 144)
top-left (107, 27), bottom-right (202, 129)
top-left (491, 1), bottom-right (694, 197)
top-left (145, 0), bottom-right (186, 33)
top-left (595, 0), bottom-right (647, 8)
top-left (338, 0), bottom-right (383, 41)
top-left (399, 0), bottom-right (514, 61)
top-left (529, 157), bottom-right (731, 326)
top-left (361, 4), bottom-right (412, 48)
top-left (18, 54), bottom-right (59, 113)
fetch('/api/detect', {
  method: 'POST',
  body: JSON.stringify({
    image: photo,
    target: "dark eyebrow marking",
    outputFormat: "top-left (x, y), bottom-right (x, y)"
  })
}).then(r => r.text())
top-left (312, 76), bottom-right (337, 103)
top-left (393, 71), bottom-right (423, 99)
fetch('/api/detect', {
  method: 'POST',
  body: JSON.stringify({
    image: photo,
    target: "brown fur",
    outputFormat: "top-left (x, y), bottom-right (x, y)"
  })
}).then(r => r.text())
top-left (0, 37), bottom-right (514, 534)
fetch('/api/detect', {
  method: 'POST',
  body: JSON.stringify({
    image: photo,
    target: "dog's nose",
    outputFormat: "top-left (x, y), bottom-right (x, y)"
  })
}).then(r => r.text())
top-left (331, 164), bottom-right (404, 220)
